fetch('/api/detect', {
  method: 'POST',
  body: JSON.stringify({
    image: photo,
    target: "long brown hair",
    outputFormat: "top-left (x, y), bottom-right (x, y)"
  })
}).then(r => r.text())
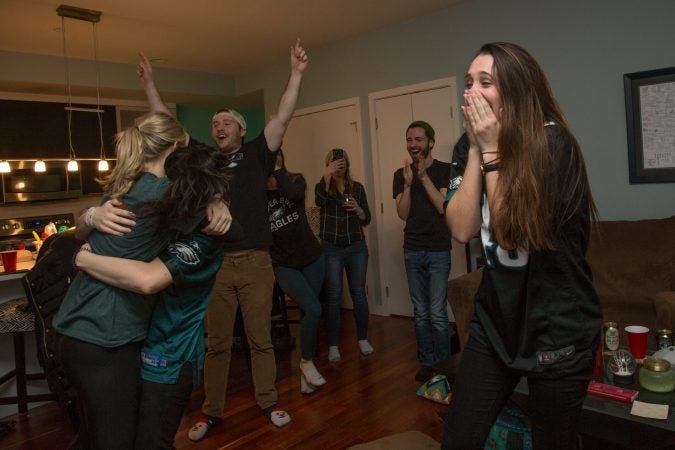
top-left (479, 42), bottom-right (597, 251)
top-left (98, 112), bottom-right (187, 199)
top-left (146, 142), bottom-right (232, 227)
top-left (324, 149), bottom-right (355, 196)
top-left (275, 149), bottom-right (303, 183)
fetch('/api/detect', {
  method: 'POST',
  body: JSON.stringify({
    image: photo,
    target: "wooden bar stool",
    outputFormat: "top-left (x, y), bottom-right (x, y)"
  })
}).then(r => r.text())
top-left (0, 298), bottom-right (56, 414)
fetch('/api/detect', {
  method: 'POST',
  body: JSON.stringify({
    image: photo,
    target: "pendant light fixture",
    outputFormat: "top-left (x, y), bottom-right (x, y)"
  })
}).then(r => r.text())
top-left (56, 5), bottom-right (106, 171)
top-left (34, 160), bottom-right (47, 172)
top-left (92, 17), bottom-right (109, 172)
top-left (0, 161), bottom-right (11, 173)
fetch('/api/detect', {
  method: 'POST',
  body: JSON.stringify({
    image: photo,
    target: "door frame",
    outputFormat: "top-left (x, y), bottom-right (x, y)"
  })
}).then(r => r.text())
top-left (367, 77), bottom-right (458, 316)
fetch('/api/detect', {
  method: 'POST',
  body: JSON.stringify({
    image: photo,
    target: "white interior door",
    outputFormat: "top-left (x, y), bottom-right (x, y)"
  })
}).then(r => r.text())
top-left (372, 95), bottom-right (413, 316)
top-left (282, 99), bottom-right (381, 313)
top-left (369, 79), bottom-right (461, 318)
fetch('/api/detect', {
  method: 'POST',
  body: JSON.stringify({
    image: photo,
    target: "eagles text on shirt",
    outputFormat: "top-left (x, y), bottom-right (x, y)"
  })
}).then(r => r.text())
top-left (268, 197), bottom-right (300, 232)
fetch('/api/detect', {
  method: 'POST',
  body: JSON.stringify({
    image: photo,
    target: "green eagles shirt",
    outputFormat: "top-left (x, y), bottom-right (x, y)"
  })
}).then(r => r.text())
top-left (140, 231), bottom-right (228, 386)
top-left (54, 172), bottom-right (173, 346)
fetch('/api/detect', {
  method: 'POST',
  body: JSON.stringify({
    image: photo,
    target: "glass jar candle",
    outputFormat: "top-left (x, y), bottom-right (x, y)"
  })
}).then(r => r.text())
top-left (639, 357), bottom-right (675, 393)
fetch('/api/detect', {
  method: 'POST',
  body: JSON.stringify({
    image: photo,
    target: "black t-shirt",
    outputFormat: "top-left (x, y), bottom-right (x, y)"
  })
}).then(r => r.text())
top-left (448, 128), bottom-right (602, 378)
top-left (392, 159), bottom-right (453, 251)
top-left (194, 134), bottom-right (276, 252)
top-left (267, 169), bottom-right (322, 268)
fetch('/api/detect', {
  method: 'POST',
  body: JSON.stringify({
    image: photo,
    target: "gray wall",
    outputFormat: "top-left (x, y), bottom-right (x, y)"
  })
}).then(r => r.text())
top-left (235, 0), bottom-right (675, 221)
top-left (0, 50), bottom-right (235, 98)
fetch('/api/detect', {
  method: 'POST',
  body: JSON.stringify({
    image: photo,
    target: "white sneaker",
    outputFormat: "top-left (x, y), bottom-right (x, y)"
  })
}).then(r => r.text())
top-left (358, 340), bottom-right (374, 355)
top-left (328, 345), bottom-right (341, 362)
top-left (300, 374), bottom-right (316, 394)
top-left (300, 360), bottom-right (326, 386)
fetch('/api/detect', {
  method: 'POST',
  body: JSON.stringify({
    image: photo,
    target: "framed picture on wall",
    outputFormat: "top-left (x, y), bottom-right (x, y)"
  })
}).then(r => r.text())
top-left (623, 67), bottom-right (675, 184)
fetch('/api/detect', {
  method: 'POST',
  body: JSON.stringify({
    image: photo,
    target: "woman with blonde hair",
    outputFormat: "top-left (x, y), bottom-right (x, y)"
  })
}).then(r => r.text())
top-left (443, 42), bottom-right (601, 449)
top-left (53, 111), bottom-right (228, 449)
top-left (315, 148), bottom-right (373, 363)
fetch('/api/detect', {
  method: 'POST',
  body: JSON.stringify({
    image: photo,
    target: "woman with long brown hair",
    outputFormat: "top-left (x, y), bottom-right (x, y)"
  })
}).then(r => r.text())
top-left (443, 42), bottom-right (601, 449)
top-left (267, 150), bottom-right (326, 393)
top-left (315, 149), bottom-right (374, 363)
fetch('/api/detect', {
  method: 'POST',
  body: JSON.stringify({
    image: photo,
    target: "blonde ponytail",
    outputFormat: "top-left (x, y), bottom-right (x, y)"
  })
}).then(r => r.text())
top-left (97, 112), bottom-right (187, 199)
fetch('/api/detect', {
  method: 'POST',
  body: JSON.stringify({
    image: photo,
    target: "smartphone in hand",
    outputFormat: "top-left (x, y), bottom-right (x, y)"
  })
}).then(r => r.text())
top-left (332, 148), bottom-right (344, 160)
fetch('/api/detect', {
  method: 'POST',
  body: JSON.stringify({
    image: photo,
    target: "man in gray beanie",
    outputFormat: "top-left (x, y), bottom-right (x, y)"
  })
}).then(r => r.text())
top-left (137, 38), bottom-right (309, 439)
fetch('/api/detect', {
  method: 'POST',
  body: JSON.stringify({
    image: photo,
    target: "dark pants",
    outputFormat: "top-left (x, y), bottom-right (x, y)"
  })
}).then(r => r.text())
top-left (135, 363), bottom-right (194, 450)
top-left (442, 322), bottom-right (590, 450)
top-left (58, 334), bottom-right (141, 450)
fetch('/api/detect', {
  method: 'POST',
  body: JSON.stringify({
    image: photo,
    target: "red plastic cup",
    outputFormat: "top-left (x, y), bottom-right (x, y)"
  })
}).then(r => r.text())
top-left (1, 250), bottom-right (18, 273)
top-left (625, 325), bottom-right (650, 358)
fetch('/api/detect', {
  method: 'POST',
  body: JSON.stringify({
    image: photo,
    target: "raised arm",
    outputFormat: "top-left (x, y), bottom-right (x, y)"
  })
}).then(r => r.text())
top-left (445, 143), bottom-right (483, 243)
top-left (137, 52), bottom-right (172, 116)
top-left (75, 247), bottom-right (173, 295)
top-left (264, 38), bottom-right (309, 152)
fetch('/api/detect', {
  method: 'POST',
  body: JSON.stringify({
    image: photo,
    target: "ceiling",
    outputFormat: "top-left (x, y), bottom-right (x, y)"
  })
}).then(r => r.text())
top-left (0, 0), bottom-right (464, 76)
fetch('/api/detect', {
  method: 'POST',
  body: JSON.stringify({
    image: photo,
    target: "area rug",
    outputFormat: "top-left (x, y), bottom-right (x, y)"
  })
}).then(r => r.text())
top-left (347, 430), bottom-right (440, 449)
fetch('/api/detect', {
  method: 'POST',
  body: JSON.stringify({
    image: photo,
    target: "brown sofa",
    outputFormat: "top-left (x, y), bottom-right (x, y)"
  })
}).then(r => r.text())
top-left (448, 216), bottom-right (675, 354)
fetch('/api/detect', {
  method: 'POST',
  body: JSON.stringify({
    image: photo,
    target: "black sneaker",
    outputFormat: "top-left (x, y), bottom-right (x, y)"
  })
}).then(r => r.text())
top-left (415, 365), bottom-right (433, 382)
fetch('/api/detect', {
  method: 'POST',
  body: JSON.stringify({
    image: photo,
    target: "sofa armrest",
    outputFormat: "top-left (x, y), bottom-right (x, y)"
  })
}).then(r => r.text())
top-left (654, 291), bottom-right (675, 332)
top-left (448, 268), bottom-right (483, 352)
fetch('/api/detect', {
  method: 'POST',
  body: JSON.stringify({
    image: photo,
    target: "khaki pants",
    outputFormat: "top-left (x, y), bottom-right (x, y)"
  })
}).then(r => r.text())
top-left (202, 249), bottom-right (277, 416)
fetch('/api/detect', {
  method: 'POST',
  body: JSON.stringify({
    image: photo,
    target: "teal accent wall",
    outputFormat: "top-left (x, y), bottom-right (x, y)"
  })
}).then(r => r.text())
top-left (176, 105), bottom-right (218, 145)
top-left (176, 103), bottom-right (265, 145)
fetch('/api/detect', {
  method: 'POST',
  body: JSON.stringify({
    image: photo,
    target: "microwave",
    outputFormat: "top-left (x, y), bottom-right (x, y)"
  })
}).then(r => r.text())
top-left (1, 160), bottom-right (82, 203)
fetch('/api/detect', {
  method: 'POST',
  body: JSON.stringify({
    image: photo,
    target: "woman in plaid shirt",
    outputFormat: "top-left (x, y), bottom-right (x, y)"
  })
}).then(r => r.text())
top-left (315, 149), bottom-right (374, 363)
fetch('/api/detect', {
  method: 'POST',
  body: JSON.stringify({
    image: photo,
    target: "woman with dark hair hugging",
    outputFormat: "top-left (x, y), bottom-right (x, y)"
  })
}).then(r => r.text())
top-left (443, 42), bottom-right (601, 450)
top-left (73, 143), bottom-right (242, 449)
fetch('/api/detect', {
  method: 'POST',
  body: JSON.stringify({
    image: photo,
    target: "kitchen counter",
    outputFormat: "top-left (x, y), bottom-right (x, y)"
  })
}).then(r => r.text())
top-left (0, 260), bottom-right (35, 280)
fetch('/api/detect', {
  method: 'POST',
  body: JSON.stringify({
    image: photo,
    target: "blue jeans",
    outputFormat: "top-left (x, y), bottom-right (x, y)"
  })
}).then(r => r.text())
top-left (273, 253), bottom-right (326, 360)
top-left (404, 250), bottom-right (451, 366)
top-left (323, 240), bottom-right (369, 346)
top-left (443, 321), bottom-right (590, 449)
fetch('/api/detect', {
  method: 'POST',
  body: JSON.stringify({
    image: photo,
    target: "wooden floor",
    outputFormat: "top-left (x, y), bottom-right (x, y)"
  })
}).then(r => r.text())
top-left (1, 311), bottom-right (449, 450)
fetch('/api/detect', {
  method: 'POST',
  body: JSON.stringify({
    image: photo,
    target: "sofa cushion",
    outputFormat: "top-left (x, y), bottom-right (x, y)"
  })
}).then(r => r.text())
top-left (448, 268), bottom-right (482, 351)
top-left (587, 217), bottom-right (675, 297)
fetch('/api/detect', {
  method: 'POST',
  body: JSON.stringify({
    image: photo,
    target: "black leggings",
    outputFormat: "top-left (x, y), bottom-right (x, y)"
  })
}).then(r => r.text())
top-left (58, 334), bottom-right (141, 450)
top-left (442, 322), bottom-right (591, 450)
top-left (134, 363), bottom-right (194, 450)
